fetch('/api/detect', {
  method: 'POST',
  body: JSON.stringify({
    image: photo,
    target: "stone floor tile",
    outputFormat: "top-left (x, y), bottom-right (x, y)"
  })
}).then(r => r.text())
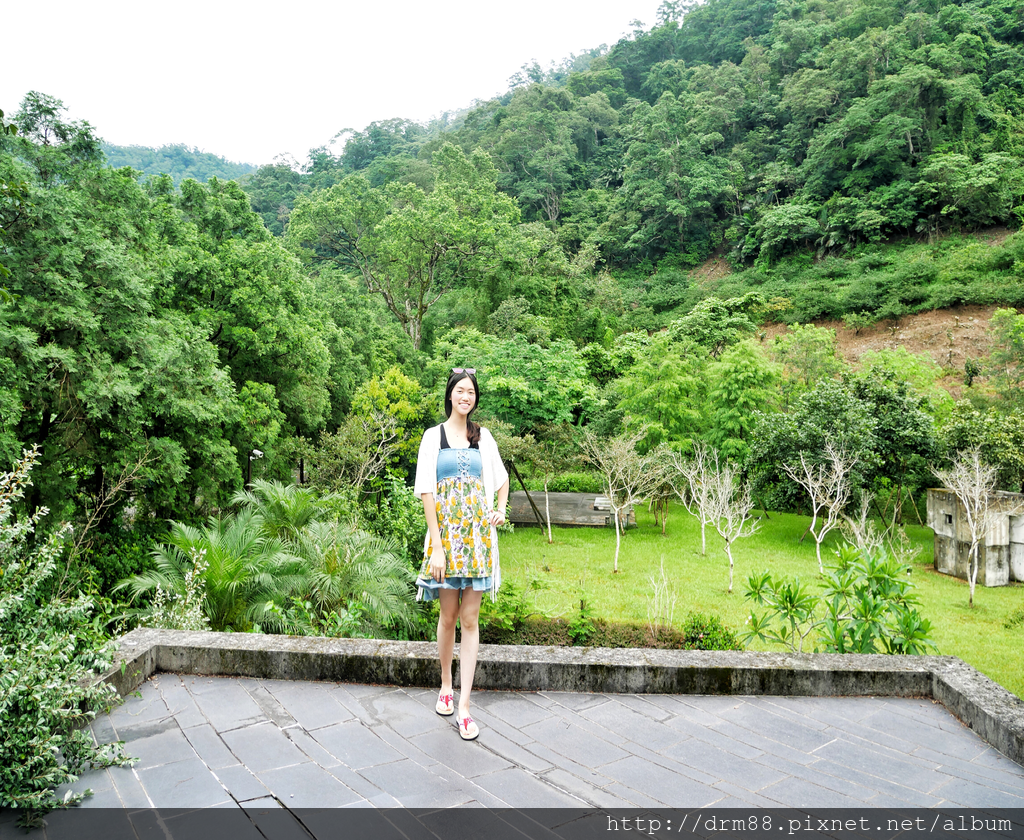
top-left (254, 760), bottom-right (364, 808)
top-left (930, 775), bottom-right (1024, 808)
top-left (610, 693), bottom-right (677, 721)
top-left (407, 728), bottom-right (515, 778)
top-left (310, 719), bottom-right (404, 769)
top-left (465, 726), bottom-right (553, 773)
top-left (262, 681), bottom-right (354, 731)
top-left (134, 757), bottom-right (230, 808)
top-left (665, 715), bottom-right (766, 760)
top-left (106, 764), bottom-right (153, 809)
top-left (715, 702), bottom-right (841, 753)
top-left (755, 754), bottom-right (882, 804)
top-left (661, 740), bottom-right (787, 790)
top-left (911, 745), bottom-right (1024, 793)
top-left (518, 716), bottom-right (632, 767)
top-left (811, 736), bottom-right (952, 794)
top-left (125, 727), bottom-right (198, 771)
top-left (578, 698), bottom-right (690, 750)
top-left (473, 692), bottom-right (559, 728)
top-left (356, 758), bottom-right (486, 808)
top-left (858, 709), bottom-right (990, 762)
top-left (698, 719), bottom-right (818, 765)
top-left (214, 764), bottom-right (270, 803)
top-left (469, 766), bottom-right (586, 807)
top-left (106, 686), bottom-right (171, 735)
top-left (153, 675), bottom-right (207, 729)
top-left (281, 725), bottom-right (343, 768)
top-left (758, 774), bottom-right (874, 808)
top-left (807, 757), bottom-right (945, 807)
top-left (188, 679), bottom-right (266, 733)
top-left (181, 723), bottom-right (238, 770)
top-left (238, 682), bottom-right (296, 729)
top-left (219, 722), bottom-right (306, 773)
top-left (370, 689), bottom-right (444, 738)
top-left (513, 741), bottom-right (614, 787)
top-left (540, 767), bottom-right (628, 807)
top-left (543, 691), bottom-right (612, 712)
top-left (597, 754), bottom-right (721, 807)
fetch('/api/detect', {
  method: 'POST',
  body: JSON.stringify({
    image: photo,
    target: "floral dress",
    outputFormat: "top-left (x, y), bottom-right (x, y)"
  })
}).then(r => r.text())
top-left (416, 428), bottom-right (494, 601)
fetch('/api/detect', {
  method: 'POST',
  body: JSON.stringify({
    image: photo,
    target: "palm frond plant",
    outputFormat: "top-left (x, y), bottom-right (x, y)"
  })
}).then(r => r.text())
top-left (231, 479), bottom-right (339, 541)
top-left (117, 510), bottom-right (305, 631)
top-left (283, 520), bottom-right (417, 638)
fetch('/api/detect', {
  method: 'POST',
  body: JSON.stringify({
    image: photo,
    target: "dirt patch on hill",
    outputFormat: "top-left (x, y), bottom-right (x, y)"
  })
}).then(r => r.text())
top-left (761, 305), bottom-right (1003, 400)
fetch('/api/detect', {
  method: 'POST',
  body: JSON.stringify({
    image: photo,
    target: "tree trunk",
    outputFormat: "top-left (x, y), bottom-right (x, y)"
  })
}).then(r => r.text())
top-left (509, 462), bottom-right (545, 528)
top-left (613, 505), bottom-right (622, 573)
top-left (725, 539), bottom-right (734, 593)
top-left (544, 480), bottom-right (552, 545)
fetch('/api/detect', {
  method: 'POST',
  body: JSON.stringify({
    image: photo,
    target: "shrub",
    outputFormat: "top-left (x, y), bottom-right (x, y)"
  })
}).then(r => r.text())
top-left (0, 449), bottom-right (130, 824)
top-left (522, 471), bottom-right (605, 493)
top-left (742, 544), bottom-right (937, 654)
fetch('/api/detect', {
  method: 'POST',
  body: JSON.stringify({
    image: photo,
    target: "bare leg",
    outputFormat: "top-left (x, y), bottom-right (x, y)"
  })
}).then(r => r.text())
top-left (437, 589), bottom-right (460, 694)
top-left (456, 588), bottom-right (483, 718)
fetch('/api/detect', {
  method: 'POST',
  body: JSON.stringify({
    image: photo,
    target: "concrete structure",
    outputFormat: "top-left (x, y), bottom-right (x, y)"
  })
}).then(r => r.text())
top-left (105, 629), bottom-right (1024, 768)
top-left (927, 487), bottom-right (1024, 586)
top-left (5, 629), bottom-right (1022, 837)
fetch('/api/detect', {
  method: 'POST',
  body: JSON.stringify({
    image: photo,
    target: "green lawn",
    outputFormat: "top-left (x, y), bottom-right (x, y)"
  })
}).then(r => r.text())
top-left (500, 501), bottom-right (1024, 699)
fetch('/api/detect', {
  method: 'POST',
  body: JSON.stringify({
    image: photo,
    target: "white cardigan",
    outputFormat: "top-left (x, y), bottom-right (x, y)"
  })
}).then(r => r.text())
top-left (413, 424), bottom-right (509, 599)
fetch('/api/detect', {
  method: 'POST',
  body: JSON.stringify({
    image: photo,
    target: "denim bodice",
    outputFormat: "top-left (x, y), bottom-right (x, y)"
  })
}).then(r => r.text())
top-left (435, 446), bottom-right (483, 483)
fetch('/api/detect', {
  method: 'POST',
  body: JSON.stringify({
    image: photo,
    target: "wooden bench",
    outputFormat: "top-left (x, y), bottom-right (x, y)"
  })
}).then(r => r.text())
top-left (506, 491), bottom-right (635, 528)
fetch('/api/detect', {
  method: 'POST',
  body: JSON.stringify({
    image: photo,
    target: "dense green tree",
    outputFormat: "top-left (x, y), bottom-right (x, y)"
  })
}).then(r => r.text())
top-left (102, 142), bottom-right (256, 186)
top-left (239, 162), bottom-right (308, 235)
top-left (287, 144), bottom-right (520, 350)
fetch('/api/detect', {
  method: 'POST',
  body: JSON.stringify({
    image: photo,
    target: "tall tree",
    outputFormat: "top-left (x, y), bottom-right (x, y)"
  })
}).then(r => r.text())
top-left (287, 144), bottom-right (520, 350)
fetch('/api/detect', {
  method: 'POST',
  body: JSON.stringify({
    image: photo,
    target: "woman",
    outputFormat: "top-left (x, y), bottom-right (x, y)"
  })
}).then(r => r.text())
top-left (413, 368), bottom-right (509, 741)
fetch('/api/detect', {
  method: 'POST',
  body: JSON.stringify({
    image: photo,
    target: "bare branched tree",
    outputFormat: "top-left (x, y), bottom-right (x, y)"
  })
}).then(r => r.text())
top-left (311, 410), bottom-right (399, 493)
top-left (581, 427), bottom-right (670, 573)
top-left (783, 442), bottom-right (856, 574)
top-left (669, 442), bottom-right (717, 556)
top-left (932, 448), bottom-right (1021, 607)
top-left (71, 447), bottom-right (153, 558)
top-left (841, 494), bottom-right (886, 560)
top-left (705, 458), bottom-right (759, 593)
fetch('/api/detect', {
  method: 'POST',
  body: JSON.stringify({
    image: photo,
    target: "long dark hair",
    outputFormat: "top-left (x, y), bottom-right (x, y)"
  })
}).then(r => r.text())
top-left (444, 370), bottom-right (481, 447)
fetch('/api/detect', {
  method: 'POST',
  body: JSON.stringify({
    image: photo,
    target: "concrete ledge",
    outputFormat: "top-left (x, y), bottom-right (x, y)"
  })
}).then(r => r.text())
top-left (103, 628), bottom-right (1024, 767)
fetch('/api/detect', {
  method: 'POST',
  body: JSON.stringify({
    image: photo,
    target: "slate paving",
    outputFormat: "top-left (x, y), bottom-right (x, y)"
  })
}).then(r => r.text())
top-left (2, 673), bottom-right (1023, 836)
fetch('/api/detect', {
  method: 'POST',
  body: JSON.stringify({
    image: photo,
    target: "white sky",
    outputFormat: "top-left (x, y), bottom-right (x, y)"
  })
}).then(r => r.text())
top-left (2, 0), bottom-right (665, 167)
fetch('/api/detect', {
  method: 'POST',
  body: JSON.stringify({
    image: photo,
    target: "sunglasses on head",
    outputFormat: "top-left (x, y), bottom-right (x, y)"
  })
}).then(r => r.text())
top-left (452, 368), bottom-right (476, 375)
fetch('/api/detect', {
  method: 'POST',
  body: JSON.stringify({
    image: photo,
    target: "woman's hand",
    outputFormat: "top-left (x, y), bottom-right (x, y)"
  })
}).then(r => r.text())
top-left (429, 545), bottom-right (446, 582)
top-left (489, 508), bottom-right (507, 527)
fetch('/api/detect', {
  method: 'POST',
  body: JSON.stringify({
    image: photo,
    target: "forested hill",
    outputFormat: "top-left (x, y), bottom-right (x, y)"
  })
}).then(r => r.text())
top-left (246, 0), bottom-right (1024, 280)
top-left (102, 142), bottom-right (256, 185)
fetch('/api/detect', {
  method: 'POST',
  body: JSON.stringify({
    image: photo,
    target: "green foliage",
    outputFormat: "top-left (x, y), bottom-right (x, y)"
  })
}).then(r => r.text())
top-left (287, 143), bottom-right (521, 351)
top-left (615, 334), bottom-right (709, 451)
top-left (102, 143), bottom-right (256, 187)
top-left (0, 449), bottom-right (129, 820)
top-left (479, 581), bottom-right (535, 634)
top-left (567, 588), bottom-right (598, 644)
top-left (432, 328), bottom-right (596, 434)
top-left (679, 612), bottom-right (742, 651)
top-left (118, 513), bottom-right (302, 632)
top-left (78, 523), bottom-right (162, 596)
top-left (522, 471), bottom-right (605, 493)
top-left (706, 340), bottom-right (779, 460)
top-left (743, 544), bottom-right (937, 655)
top-left (1004, 606), bottom-right (1024, 631)
top-left (940, 401), bottom-right (1024, 492)
top-left (119, 482), bottom-right (419, 639)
